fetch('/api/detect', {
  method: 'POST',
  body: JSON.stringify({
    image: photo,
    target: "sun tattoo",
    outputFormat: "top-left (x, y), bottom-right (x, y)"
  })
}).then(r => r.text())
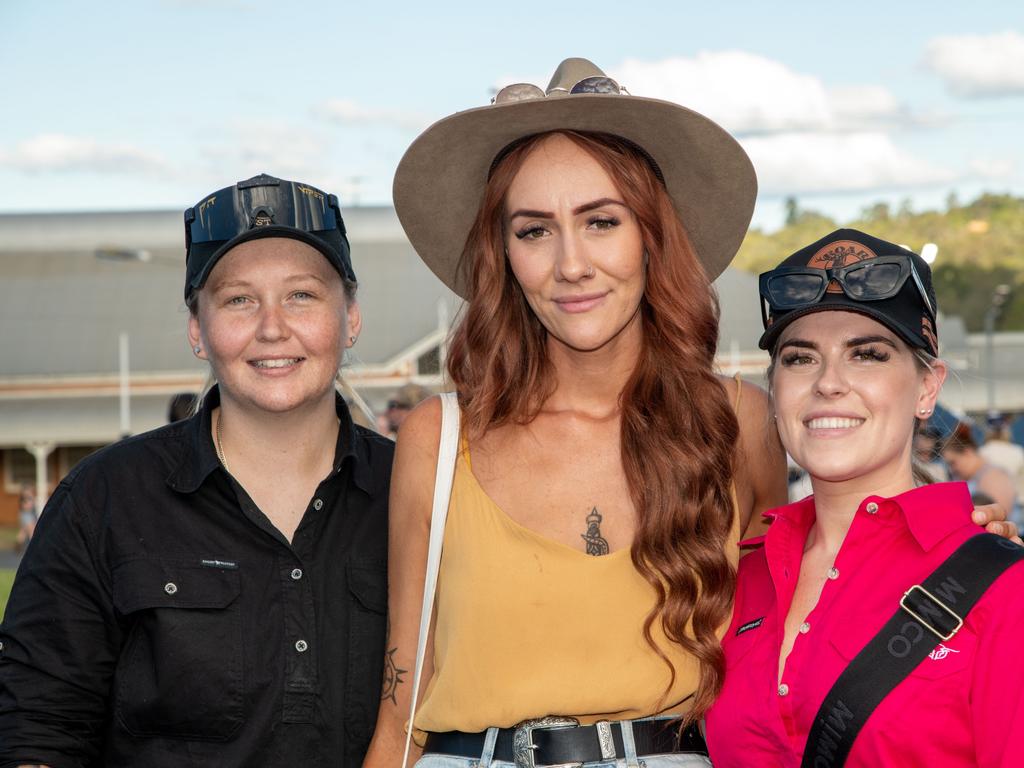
top-left (382, 645), bottom-right (407, 705)
top-left (382, 616), bottom-right (407, 706)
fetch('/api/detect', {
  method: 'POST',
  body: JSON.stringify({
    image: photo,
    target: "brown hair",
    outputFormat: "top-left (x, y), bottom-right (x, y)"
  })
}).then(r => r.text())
top-left (447, 130), bottom-right (739, 721)
top-left (942, 422), bottom-right (979, 454)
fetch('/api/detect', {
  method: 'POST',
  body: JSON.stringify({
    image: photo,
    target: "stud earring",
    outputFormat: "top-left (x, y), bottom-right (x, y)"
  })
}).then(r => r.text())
top-left (918, 408), bottom-right (933, 416)
top-left (193, 345), bottom-right (202, 356)
top-left (349, 336), bottom-right (357, 344)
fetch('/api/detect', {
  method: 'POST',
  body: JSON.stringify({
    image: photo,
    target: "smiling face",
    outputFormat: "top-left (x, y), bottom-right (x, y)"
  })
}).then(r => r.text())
top-left (503, 133), bottom-right (646, 354)
top-left (771, 311), bottom-right (946, 495)
top-left (187, 237), bottom-right (360, 416)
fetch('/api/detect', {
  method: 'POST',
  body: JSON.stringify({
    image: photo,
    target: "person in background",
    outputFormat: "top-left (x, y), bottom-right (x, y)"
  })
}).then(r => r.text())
top-left (913, 424), bottom-right (950, 482)
top-left (943, 422), bottom-right (1021, 527)
top-left (0, 174), bottom-right (392, 767)
top-left (382, 382), bottom-right (435, 437)
top-left (166, 391), bottom-right (197, 423)
top-left (14, 485), bottom-right (37, 553)
top-left (980, 414), bottom-right (1024, 495)
top-left (706, 229), bottom-right (1024, 767)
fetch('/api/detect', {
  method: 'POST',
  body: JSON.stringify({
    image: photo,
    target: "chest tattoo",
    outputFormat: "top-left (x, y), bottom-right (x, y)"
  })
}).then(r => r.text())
top-left (581, 507), bottom-right (610, 556)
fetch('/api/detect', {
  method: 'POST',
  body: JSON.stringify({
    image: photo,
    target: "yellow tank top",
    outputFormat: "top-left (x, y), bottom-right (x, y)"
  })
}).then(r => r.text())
top-left (413, 381), bottom-right (743, 736)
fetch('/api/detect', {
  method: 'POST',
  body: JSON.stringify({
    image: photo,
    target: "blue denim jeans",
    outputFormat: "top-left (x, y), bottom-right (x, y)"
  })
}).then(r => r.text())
top-left (415, 717), bottom-right (713, 768)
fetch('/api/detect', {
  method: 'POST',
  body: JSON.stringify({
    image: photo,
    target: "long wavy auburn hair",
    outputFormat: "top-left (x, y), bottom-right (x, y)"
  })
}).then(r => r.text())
top-left (446, 130), bottom-right (740, 721)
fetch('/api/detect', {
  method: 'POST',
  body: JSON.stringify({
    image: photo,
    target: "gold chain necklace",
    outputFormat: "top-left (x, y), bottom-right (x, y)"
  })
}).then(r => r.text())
top-left (215, 410), bottom-right (230, 473)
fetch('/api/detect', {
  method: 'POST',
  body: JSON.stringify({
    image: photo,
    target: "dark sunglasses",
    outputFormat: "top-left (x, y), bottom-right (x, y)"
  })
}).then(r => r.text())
top-left (185, 176), bottom-right (345, 252)
top-left (759, 254), bottom-right (935, 329)
top-left (491, 76), bottom-right (627, 105)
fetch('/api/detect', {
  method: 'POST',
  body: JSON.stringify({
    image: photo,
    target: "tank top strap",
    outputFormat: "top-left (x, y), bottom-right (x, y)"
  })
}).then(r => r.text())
top-left (732, 372), bottom-right (744, 411)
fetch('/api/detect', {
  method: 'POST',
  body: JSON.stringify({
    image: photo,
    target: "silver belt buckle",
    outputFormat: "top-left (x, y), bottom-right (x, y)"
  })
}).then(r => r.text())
top-left (512, 715), bottom-right (581, 768)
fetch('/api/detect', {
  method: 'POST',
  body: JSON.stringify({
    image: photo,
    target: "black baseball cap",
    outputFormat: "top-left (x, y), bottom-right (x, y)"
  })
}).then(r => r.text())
top-left (184, 173), bottom-right (356, 300)
top-left (758, 229), bottom-right (938, 355)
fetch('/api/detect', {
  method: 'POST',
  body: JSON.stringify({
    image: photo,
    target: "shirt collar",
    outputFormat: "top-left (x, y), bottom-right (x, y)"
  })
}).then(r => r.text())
top-left (166, 385), bottom-right (375, 495)
top-left (742, 482), bottom-right (974, 553)
top-left (892, 481), bottom-right (974, 551)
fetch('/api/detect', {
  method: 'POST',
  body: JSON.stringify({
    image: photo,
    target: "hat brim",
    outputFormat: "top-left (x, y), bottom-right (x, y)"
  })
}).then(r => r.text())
top-left (393, 93), bottom-right (757, 298)
top-left (186, 226), bottom-right (352, 298)
top-left (758, 301), bottom-right (932, 354)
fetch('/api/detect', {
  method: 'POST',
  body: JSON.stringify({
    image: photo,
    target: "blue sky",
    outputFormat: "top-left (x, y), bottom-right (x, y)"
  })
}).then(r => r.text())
top-left (2, 0), bottom-right (1023, 230)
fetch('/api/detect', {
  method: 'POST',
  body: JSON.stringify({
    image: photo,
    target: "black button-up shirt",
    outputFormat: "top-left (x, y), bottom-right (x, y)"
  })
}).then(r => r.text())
top-left (0, 388), bottom-right (393, 767)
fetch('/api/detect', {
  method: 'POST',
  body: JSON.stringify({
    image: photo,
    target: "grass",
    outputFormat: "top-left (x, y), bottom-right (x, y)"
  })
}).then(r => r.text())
top-left (0, 569), bottom-right (15, 621)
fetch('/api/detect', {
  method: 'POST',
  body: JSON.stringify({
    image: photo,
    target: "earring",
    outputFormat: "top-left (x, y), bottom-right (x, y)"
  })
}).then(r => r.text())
top-left (349, 336), bottom-right (357, 344)
top-left (193, 345), bottom-right (202, 356)
top-left (918, 408), bottom-right (933, 416)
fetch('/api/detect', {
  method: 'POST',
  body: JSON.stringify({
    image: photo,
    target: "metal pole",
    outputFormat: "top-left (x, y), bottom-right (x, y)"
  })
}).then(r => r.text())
top-left (984, 308), bottom-right (996, 414)
top-left (119, 332), bottom-right (131, 438)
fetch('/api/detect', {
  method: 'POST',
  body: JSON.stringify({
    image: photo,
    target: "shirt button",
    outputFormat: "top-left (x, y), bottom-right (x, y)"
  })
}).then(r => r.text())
top-left (291, 568), bottom-right (303, 580)
top-left (164, 582), bottom-right (178, 595)
top-left (778, 683), bottom-right (790, 697)
top-left (828, 567), bottom-right (840, 580)
top-left (295, 639), bottom-right (308, 653)
top-left (866, 501), bottom-right (879, 514)
top-left (799, 622), bottom-right (810, 634)
top-left (313, 498), bottom-right (324, 511)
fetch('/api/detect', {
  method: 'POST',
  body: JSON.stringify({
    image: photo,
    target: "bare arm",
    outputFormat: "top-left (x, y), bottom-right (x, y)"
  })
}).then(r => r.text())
top-left (364, 398), bottom-right (443, 767)
top-left (724, 377), bottom-right (788, 540)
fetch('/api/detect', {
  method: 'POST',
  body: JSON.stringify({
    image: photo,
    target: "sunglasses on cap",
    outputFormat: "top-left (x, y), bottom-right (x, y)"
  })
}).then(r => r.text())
top-left (185, 175), bottom-right (345, 254)
top-left (491, 76), bottom-right (628, 104)
top-left (759, 254), bottom-right (936, 330)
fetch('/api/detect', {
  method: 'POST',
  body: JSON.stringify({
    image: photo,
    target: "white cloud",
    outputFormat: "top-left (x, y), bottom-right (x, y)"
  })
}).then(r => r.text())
top-left (968, 156), bottom-right (1016, 180)
top-left (312, 99), bottom-right (430, 131)
top-left (611, 52), bottom-right (913, 135)
top-left (924, 31), bottom-right (1024, 97)
top-left (0, 134), bottom-right (168, 175)
top-left (742, 132), bottom-right (956, 195)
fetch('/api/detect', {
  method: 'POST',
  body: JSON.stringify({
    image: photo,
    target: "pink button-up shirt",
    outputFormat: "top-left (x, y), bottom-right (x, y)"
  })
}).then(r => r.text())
top-left (705, 482), bottom-right (1024, 767)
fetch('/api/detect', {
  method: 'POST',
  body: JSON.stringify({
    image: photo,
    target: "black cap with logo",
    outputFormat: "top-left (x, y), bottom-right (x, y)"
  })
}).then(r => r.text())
top-left (183, 173), bottom-right (357, 300)
top-left (758, 228), bottom-right (938, 355)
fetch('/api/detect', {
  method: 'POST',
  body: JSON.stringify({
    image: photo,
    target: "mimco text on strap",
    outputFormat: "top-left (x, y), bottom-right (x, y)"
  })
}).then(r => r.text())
top-left (802, 533), bottom-right (1024, 768)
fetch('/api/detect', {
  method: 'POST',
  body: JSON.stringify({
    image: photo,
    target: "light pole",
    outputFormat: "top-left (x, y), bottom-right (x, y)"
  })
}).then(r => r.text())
top-left (985, 284), bottom-right (1013, 413)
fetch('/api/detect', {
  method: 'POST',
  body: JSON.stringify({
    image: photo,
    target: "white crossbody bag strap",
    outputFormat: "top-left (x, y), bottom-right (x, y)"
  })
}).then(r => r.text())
top-left (402, 391), bottom-right (460, 768)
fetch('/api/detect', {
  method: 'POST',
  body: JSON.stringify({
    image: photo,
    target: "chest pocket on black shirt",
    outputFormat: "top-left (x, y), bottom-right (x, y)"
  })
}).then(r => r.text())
top-left (112, 557), bottom-right (244, 741)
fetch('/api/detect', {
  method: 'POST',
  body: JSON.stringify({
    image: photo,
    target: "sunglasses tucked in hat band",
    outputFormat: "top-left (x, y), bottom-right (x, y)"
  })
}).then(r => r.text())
top-left (392, 57), bottom-right (756, 298)
top-left (758, 229), bottom-right (939, 356)
top-left (184, 173), bottom-right (356, 300)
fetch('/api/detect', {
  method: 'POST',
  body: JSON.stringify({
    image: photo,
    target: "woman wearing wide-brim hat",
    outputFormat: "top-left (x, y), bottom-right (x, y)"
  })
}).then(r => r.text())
top-left (364, 59), bottom-right (1003, 768)
top-left (363, 56), bottom-right (785, 768)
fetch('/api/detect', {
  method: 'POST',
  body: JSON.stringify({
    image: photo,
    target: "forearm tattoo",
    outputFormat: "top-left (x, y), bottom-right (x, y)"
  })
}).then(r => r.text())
top-left (581, 507), bottom-right (610, 556)
top-left (381, 618), bottom-right (407, 706)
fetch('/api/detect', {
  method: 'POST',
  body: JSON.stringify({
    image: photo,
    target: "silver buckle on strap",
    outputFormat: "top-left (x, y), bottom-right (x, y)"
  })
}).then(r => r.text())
top-left (512, 715), bottom-right (581, 768)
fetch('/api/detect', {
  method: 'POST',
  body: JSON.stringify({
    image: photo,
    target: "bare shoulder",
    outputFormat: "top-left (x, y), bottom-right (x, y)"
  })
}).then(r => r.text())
top-left (394, 395), bottom-right (444, 459)
top-left (716, 374), bottom-right (771, 421)
top-left (716, 375), bottom-right (787, 536)
top-left (389, 395), bottom-right (449, 527)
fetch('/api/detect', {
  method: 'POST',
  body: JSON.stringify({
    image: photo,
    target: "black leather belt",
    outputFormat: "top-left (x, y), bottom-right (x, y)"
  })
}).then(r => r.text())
top-left (423, 718), bottom-right (707, 767)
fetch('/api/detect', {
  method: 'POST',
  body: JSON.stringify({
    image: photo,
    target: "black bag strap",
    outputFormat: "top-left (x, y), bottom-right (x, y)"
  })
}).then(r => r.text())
top-left (801, 533), bottom-right (1024, 768)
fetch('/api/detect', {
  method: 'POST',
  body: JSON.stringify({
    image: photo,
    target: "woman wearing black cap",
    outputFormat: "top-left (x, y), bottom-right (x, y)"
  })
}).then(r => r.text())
top-left (0, 175), bottom-right (392, 767)
top-left (705, 230), bottom-right (1024, 766)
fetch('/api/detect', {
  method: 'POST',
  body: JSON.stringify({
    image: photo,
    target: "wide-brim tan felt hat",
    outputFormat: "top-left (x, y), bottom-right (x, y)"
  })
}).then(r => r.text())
top-left (393, 57), bottom-right (757, 298)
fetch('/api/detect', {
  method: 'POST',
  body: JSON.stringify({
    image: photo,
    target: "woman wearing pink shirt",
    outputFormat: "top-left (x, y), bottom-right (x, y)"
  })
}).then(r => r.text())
top-left (705, 229), bottom-right (1024, 767)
